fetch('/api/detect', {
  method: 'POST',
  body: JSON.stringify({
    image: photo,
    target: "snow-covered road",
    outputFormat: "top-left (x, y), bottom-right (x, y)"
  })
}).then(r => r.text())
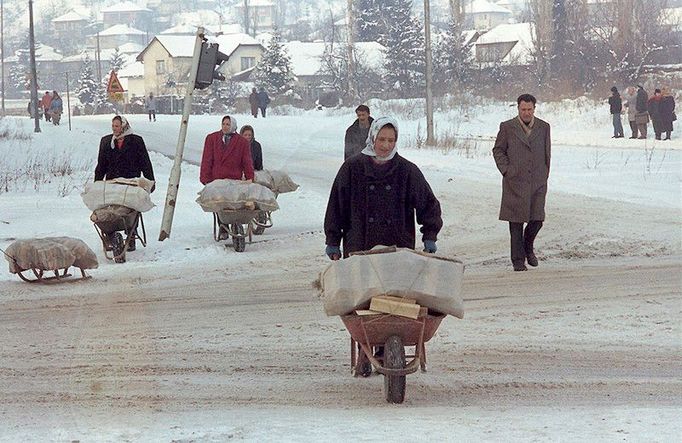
top-left (0, 108), bottom-right (680, 441)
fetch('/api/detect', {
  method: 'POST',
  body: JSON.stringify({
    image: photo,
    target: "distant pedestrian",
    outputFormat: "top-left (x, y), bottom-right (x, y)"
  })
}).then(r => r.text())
top-left (257, 87), bottom-right (270, 118)
top-left (49, 91), bottom-right (63, 125)
top-left (635, 85), bottom-right (649, 139)
top-left (145, 93), bottom-right (157, 122)
top-left (659, 87), bottom-right (676, 140)
top-left (249, 88), bottom-right (259, 118)
top-left (344, 104), bottom-right (374, 160)
top-left (608, 86), bottom-right (624, 138)
top-left (623, 86), bottom-right (638, 138)
top-left (647, 88), bottom-right (664, 140)
top-left (492, 94), bottom-right (551, 272)
top-left (41, 91), bottom-right (52, 122)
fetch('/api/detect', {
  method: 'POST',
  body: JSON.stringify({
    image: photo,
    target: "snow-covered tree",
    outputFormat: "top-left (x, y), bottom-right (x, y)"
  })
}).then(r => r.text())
top-left (253, 29), bottom-right (294, 95)
top-left (355, 0), bottom-right (388, 44)
top-left (109, 47), bottom-right (126, 72)
top-left (433, 17), bottom-right (474, 92)
top-left (381, 0), bottom-right (425, 97)
top-left (319, 43), bottom-right (382, 102)
top-left (9, 49), bottom-right (31, 92)
top-left (195, 80), bottom-right (244, 114)
top-left (78, 54), bottom-right (101, 106)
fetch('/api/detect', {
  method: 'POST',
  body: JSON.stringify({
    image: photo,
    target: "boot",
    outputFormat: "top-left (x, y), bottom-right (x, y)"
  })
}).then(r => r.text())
top-left (664, 131), bottom-right (671, 140)
top-left (524, 221), bottom-right (543, 267)
top-left (509, 222), bottom-right (526, 271)
top-left (127, 236), bottom-right (136, 252)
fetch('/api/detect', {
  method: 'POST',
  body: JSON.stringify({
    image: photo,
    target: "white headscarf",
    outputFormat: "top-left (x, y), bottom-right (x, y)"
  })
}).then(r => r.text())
top-left (110, 115), bottom-right (133, 149)
top-left (361, 116), bottom-right (399, 161)
top-left (224, 116), bottom-right (237, 134)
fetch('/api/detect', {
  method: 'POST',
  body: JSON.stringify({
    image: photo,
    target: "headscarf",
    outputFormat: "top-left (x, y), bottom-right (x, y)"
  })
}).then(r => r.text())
top-left (361, 116), bottom-right (399, 161)
top-left (223, 115), bottom-right (237, 134)
top-left (110, 116), bottom-right (133, 149)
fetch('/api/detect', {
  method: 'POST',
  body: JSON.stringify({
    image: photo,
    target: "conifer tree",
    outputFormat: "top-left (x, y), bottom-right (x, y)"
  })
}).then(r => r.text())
top-left (78, 54), bottom-right (101, 105)
top-left (253, 29), bottom-right (294, 95)
top-left (109, 47), bottom-right (126, 72)
top-left (381, 0), bottom-right (425, 97)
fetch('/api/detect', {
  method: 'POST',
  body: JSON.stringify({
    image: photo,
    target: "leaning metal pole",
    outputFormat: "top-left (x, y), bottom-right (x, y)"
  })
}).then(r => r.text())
top-left (28, 0), bottom-right (40, 133)
top-left (1, 0), bottom-right (5, 116)
top-left (159, 27), bottom-right (204, 241)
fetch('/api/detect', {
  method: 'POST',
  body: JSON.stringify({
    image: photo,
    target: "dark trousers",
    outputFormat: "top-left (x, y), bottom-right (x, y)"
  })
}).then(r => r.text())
top-left (148, 110), bottom-right (156, 121)
top-left (509, 221), bottom-right (543, 265)
top-left (628, 120), bottom-right (637, 138)
top-left (259, 107), bottom-right (266, 117)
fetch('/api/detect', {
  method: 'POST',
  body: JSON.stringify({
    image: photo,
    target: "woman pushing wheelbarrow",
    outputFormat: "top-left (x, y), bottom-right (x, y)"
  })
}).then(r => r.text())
top-left (86, 116), bottom-right (155, 263)
top-left (322, 117), bottom-right (462, 403)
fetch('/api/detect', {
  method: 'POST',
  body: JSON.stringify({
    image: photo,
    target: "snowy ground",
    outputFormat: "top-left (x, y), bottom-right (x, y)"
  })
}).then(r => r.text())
top-left (0, 100), bottom-right (680, 441)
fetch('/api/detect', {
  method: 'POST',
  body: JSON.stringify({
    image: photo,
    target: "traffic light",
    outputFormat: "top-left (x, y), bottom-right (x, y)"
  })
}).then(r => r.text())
top-left (195, 41), bottom-right (230, 89)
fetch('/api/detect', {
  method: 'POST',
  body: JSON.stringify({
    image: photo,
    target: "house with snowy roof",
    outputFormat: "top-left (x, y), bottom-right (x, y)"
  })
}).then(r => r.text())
top-left (465, 0), bottom-right (514, 31)
top-left (135, 33), bottom-right (264, 96)
top-left (473, 22), bottom-right (534, 66)
top-left (234, 0), bottom-right (277, 33)
top-left (90, 24), bottom-right (149, 50)
top-left (52, 11), bottom-right (89, 38)
top-left (101, 1), bottom-right (153, 31)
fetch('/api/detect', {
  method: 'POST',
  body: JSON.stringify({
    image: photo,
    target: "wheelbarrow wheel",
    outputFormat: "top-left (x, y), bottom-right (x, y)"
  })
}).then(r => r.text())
top-left (384, 335), bottom-right (406, 404)
top-left (111, 232), bottom-right (126, 263)
top-left (232, 224), bottom-right (246, 252)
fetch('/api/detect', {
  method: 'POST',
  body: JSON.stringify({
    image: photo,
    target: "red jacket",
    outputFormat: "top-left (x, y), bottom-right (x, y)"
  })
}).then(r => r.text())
top-left (200, 131), bottom-right (254, 184)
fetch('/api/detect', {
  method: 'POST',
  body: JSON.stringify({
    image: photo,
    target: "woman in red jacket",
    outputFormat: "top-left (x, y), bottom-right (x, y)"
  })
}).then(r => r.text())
top-left (200, 115), bottom-right (254, 184)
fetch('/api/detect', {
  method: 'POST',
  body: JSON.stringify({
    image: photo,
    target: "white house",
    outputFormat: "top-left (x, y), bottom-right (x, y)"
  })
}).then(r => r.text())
top-left (101, 1), bottom-right (153, 31)
top-left (90, 24), bottom-right (149, 50)
top-left (465, 0), bottom-right (514, 31)
top-left (135, 33), bottom-right (264, 95)
top-left (473, 22), bottom-right (534, 66)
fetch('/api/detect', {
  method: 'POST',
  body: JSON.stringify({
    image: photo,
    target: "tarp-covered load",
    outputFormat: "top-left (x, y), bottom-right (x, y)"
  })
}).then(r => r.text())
top-left (254, 169), bottom-right (299, 194)
top-left (4, 237), bottom-right (98, 274)
top-left (196, 179), bottom-right (279, 212)
top-left (81, 178), bottom-right (155, 213)
top-left (320, 247), bottom-right (465, 318)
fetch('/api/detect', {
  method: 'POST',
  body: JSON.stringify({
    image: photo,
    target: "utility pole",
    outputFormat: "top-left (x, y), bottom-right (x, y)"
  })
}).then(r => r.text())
top-left (96, 32), bottom-right (102, 82)
top-left (159, 27), bottom-right (205, 241)
top-left (65, 71), bottom-right (71, 131)
top-left (28, 0), bottom-right (40, 133)
top-left (1, 0), bottom-right (5, 116)
top-left (346, 0), bottom-right (356, 101)
top-left (424, 0), bottom-right (435, 145)
top-left (243, 0), bottom-right (250, 36)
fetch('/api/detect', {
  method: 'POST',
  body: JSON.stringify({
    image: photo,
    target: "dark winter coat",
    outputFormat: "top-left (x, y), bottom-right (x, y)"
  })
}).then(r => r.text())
top-left (200, 131), bottom-right (254, 184)
top-left (257, 91), bottom-right (270, 108)
top-left (609, 93), bottom-right (622, 114)
top-left (324, 153), bottom-right (442, 258)
top-left (647, 96), bottom-right (662, 132)
top-left (250, 139), bottom-right (263, 171)
top-left (636, 87), bottom-right (648, 113)
top-left (492, 117), bottom-right (551, 223)
top-left (95, 134), bottom-right (155, 182)
top-left (49, 97), bottom-right (63, 112)
top-left (249, 91), bottom-right (259, 114)
top-left (344, 117), bottom-right (374, 160)
top-left (659, 95), bottom-right (675, 132)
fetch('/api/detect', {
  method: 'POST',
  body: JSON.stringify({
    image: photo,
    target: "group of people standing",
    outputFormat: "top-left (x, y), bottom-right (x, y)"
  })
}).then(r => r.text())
top-left (609, 85), bottom-right (676, 140)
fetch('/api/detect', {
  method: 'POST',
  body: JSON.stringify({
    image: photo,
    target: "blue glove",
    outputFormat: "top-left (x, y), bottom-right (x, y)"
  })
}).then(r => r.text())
top-left (326, 245), bottom-right (341, 260)
top-left (423, 240), bottom-right (437, 253)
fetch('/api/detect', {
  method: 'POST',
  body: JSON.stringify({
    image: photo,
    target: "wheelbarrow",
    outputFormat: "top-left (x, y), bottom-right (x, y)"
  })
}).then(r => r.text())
top-left (91, 205), bottom-right (146, 263)
top-left (341, 312), bottom-right (446, 404)
top-left (213, 208), bottom-right (262, 252)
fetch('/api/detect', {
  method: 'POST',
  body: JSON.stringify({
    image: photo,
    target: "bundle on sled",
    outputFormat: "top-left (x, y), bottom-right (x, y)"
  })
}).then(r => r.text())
top-left (196, 179), bottom-right (279, 252)
top-left (318, 246), bottom-right (465, 404)
top-left (253, 169), bottom-right (299, 194)
top-left (3, 237), bottom-right (98, 282)
top-left (81, 177), bottom-right (154, 263)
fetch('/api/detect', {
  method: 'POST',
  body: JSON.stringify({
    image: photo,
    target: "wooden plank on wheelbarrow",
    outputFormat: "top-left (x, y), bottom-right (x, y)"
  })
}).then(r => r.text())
top-left (370, 296), bottom-right (421, 319)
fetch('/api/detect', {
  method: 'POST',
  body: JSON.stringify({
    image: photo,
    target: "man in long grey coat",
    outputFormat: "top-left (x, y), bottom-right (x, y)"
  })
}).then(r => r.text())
top-left (493, 94), bottom-right (551, 271)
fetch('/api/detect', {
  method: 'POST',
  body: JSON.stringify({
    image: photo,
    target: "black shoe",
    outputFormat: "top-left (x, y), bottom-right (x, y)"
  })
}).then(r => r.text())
top-left (629, 136), bottom-right (637, 139)
top-left (526, 252), bottom-right (539, 267)
top-left (638, 136), bottom-right (646, 139)
top-left (513, 261), bottom-right (527, 271)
